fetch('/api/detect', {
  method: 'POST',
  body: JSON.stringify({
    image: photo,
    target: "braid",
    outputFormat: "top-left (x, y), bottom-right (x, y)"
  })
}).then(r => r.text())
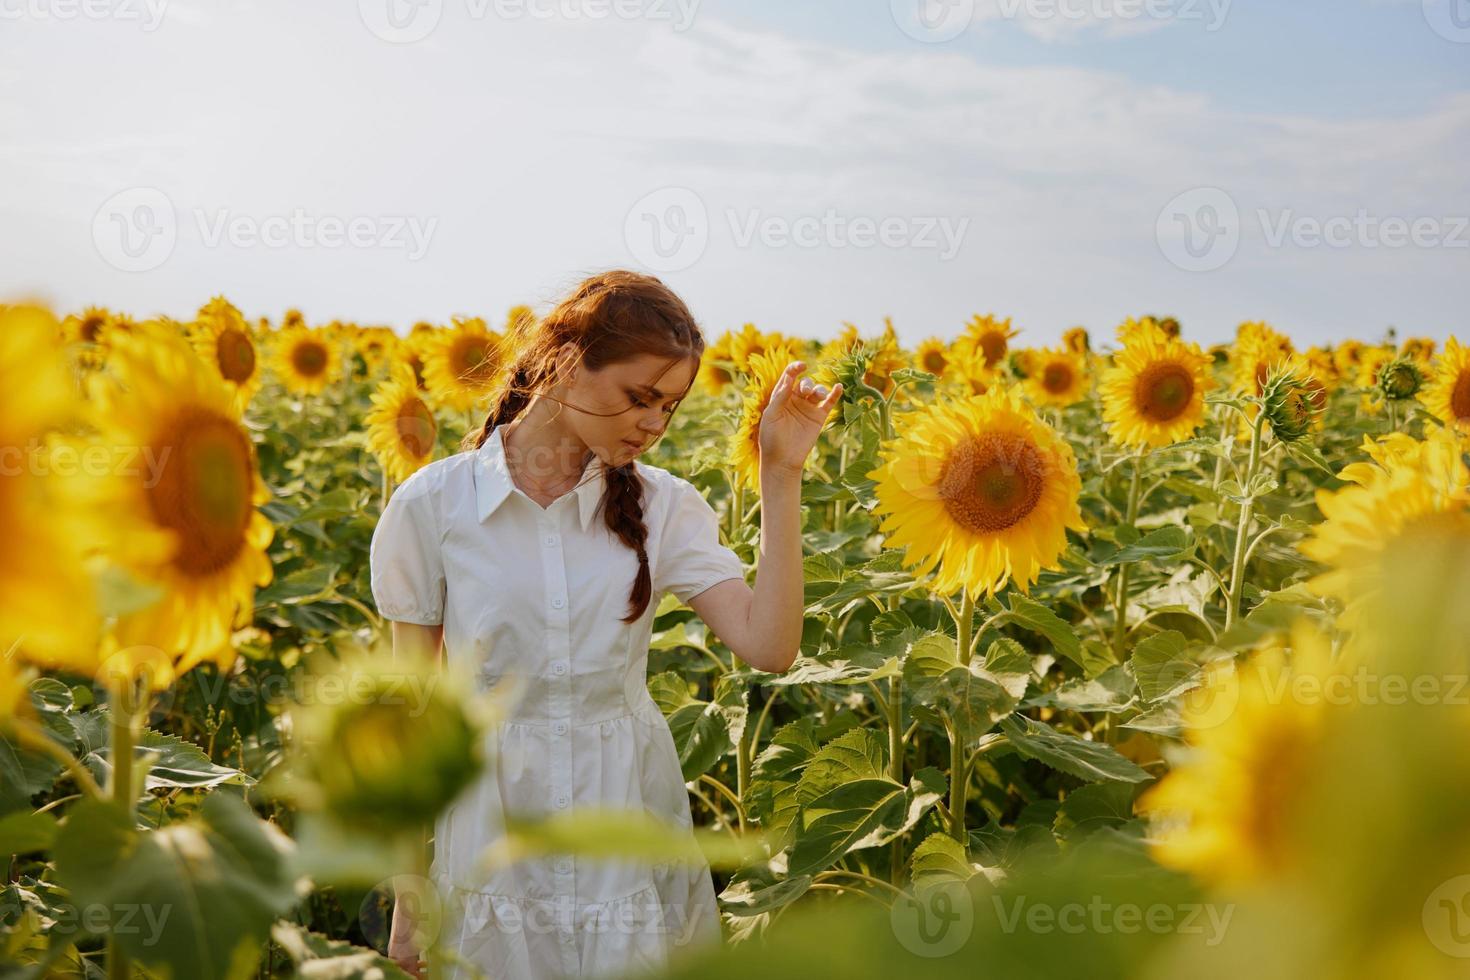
top-left (467, 363), bottom-right (535, 451)
top-left (601, 462), bottom-right (652, 623)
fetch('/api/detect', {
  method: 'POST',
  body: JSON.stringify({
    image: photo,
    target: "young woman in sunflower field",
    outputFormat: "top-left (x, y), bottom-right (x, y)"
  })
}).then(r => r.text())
top-left (368, 270), bottom-right (844, 979)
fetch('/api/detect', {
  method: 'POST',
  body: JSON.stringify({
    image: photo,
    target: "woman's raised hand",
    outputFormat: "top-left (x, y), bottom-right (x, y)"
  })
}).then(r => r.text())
top-left (757, 361), bottom-right (843, 478)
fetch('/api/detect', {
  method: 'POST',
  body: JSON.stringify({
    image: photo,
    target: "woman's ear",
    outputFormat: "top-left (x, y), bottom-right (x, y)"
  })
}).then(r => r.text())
top-left (551, 343), bottom-right (579, 387)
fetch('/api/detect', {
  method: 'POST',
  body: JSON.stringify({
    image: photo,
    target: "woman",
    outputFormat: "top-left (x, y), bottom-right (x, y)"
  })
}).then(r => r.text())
top-left (369, 270), bottom-right (842, 979)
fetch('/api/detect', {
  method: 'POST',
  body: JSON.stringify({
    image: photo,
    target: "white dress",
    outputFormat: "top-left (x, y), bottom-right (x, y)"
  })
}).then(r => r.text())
top-left (368, 422), bottom-right (745, 980)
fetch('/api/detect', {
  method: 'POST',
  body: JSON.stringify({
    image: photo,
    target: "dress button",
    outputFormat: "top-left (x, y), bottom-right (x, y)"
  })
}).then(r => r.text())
top-left (555, 858), bottom-right (572, 873)
top-left (552, 661), bottom-right (567, 676)
top-left (555, 794), bottom-right (569, 809)
top-left (551, 595), bottom-right (565, 609)
top-left (553, 721), bottom-right (568, 735)
top-left (544, 534), bottom-right (558, 547)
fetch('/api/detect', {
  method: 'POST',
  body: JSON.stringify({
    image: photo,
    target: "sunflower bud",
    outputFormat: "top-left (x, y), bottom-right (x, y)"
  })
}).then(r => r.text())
top-left (1063, 326), bottom-right (1090, 354)
top-left (1261, 366), bottom-right (1321, 442)
top-left (289, 650), bottom-right (487, 837)
top-left (1377, 357), bottom-right (1423, 401)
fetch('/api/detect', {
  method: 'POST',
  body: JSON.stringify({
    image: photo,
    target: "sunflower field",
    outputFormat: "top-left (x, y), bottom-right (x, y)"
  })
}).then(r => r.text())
top-left (2, 298), bottom-right (1469, 980)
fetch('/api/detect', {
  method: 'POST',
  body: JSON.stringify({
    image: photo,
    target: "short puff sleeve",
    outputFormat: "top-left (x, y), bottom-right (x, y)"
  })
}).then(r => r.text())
top-left (654, 476), bottom-right (746, 604)
top-left (369, 476), bottom-right (446, 625)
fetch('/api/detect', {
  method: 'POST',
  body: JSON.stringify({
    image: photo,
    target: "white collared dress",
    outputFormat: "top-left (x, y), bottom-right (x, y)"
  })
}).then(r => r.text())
top-left (368, 422), bottom-right (745, 980)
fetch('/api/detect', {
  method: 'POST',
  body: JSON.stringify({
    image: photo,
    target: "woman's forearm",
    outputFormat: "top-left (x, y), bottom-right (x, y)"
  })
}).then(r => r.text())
top-left (744, 464), bottom-right (805, 672)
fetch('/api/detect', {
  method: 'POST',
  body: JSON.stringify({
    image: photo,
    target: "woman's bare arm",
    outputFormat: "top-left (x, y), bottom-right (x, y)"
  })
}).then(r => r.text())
top-left (391, 620), bottom-right (444, 666)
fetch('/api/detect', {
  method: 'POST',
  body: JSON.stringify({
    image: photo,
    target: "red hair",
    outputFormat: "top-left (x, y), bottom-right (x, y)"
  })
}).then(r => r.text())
top-left (464, 270), bottom-right (705, 623)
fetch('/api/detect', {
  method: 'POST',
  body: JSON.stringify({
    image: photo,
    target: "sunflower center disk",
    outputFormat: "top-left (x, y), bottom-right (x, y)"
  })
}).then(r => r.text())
top-left (923, 352), bottom-right (947, 374)
top-left (147, 411), bottom-right (254, 576)
top-left (1136, 363), bottom-right (1195, 422)
top-left (938, 436), bottom-right (1045, 533)
top-left (217, 329), bottom-right (256, 382)
top-left (396, 398), bottom-right (437, 458)
top-left (1451, 370), bottom-right (1470, 422)
top-left (453, 339), bottom-right (497, 385)
top-left (1042, 363), bottom-right (1072, 394)
top-left (293, 342), bottom-right (328, 377)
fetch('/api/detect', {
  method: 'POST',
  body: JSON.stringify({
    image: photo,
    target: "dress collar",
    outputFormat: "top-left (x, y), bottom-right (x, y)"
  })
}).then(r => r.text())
top-left (474, 423), bottom-right (609, 532)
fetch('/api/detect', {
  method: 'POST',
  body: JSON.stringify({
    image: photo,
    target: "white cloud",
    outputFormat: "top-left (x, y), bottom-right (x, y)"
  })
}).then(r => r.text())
top-left (0, 6), bottom-right (1465, 346)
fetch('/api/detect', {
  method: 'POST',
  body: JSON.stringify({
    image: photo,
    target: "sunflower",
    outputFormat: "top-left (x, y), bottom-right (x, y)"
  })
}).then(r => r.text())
top-left (273, 324), bottom-right (341, 395)
top-left (366, 363), bottom-right (439, 484)
top-left (697, 330), bottom-right (738, 396)
top-left (816, 323), bottom-right (862, 366)
top-left (1420, 336), bottom-right (1470, 432)
top-left (729, 350), bottom-right (790, 492)
top-left (1024, 348), bottom-right (1089, 408)
top-left (860, 319), bottom-right (908, 398)
top-left (401, 323), bottom-right (440, 391)
top-left (1353, 346), bottom-right (1397, 414)
top-left (92, 330), bottom-right (274, 684)
top-left (422, 316), bottom-right (506, 413)
top-left (867, 385), bottom-right (1086, 599)
top-left (192, 296), bottom-right (262, 411)
top-left (913, 337), bottom-right (951, 380)
top-left (1100, 331), bottom-right (1215, 448)
top-left (0, 305), bottom-right (101, 670)
top-left (1230, 321), bottom-right (1294, 400)
top-left (1115, 316), bottom-right (1167, 347)
top-left (1062, 326), bottom-right (1090, 355)
top-left (944, 345), bottom-right (996, 397)
top-left (1304, 346), bottom-right (1340, 392)
top-left (1299, 429), bottom-right (1470, 628)
top-left (1401, 336), bottom-right (1436, 365)
top-left (953, 313), bottom-right (1016, 370)
top-left (353, 326), bottom-right (400, 376)
top-left (1141, 625), bottom-right (1335, 886)
top-left (60, 307), bottom-right (134, 370)
top-left (725, 323), bottom-right (801, 374)
top-left (1260, 356), bottom-right (1327, 441)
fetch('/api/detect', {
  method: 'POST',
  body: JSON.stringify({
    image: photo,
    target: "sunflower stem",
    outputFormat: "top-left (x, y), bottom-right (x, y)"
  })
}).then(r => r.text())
top-left (954, 591), bottom-right (976, 667)
top-left (833, 439), bottom-right (850, 526)
top-left (1111, 453), bottom-right (1144, 660)
top-left (106, 672), bottom-right (143, 980)
top-left (946, 592), bottom-right (976, 843)
top-left (729, 477), bottom-right (745, 544)
top-left (1225, 412), bottom-right (1266, 628)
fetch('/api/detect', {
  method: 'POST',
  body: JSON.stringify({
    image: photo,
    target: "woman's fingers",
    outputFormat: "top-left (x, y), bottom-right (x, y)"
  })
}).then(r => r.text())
top-left (767, 362), bottom-right (799, 410)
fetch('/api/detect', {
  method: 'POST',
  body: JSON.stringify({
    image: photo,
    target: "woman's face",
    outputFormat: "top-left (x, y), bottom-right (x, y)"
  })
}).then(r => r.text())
top-left (558, 350), bottom-right (697, 466)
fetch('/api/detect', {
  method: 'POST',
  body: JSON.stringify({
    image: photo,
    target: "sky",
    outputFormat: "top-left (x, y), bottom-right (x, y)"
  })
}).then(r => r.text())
top-left (2, 0), bottom-right (1467, 348)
